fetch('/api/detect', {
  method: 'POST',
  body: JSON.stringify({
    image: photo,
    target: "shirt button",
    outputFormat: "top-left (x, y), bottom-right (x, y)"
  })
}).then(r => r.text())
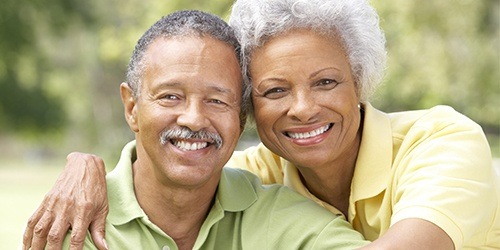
top-left (162, 246), bottom-right (170, 250)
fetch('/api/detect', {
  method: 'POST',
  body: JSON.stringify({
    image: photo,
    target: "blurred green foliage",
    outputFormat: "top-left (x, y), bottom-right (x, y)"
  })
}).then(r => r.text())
top-left (0, 0), bottom-right (498, 158)
top-left (0, 0), bottom-right (95, 134)
top-left (372, 1), bottom-right (500, 133)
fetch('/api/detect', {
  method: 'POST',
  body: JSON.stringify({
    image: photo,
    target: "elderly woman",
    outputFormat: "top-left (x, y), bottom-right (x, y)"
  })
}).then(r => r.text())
top-left (24, 0), bottom-right (499, 249)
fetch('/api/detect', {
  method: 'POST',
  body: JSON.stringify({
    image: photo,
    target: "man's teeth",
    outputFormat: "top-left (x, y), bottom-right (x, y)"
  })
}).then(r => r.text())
top-left (287, 124), bottom-right (330, 139)
top-left (173, 140), bottom-right (209, 151)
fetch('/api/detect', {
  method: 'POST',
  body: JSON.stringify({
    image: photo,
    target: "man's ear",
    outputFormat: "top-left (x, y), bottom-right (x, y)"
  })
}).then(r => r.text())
top-left (120, 82), bottom-right (139, 132)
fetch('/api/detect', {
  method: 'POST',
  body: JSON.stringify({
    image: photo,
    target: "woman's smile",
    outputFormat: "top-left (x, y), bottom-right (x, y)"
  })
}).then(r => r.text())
top-left (250, 29), bottom-right (361, 169)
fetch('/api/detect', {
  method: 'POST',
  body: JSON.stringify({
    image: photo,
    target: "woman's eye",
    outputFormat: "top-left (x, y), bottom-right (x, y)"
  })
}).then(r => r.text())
top-left (318, 79), bottom-right (338, 86)
top-left (263, 88), bottom-right (287, 99)
top-left (316, 79), bottom-right (341, 90)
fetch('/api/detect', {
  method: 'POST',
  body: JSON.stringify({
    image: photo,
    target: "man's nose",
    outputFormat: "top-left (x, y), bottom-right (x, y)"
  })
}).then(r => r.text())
top-left (176, 101), bottom-right (210, 131)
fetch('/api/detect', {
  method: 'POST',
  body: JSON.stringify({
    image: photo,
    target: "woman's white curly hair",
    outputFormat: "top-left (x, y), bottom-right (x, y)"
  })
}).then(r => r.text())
top-left (229, 0), bottom-right (387, 112)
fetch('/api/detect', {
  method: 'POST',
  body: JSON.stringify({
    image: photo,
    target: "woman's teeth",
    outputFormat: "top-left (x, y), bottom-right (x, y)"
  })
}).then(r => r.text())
top-left (287, 124), bottom-right (331, 139)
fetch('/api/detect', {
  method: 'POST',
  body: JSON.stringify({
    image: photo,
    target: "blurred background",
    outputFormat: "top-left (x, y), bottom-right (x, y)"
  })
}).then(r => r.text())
top-left (1, 0), bottom-right (499, 248)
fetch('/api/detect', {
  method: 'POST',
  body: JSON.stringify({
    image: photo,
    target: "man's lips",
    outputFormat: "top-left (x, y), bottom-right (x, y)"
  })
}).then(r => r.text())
top-left (284, 123), bottom-right (333, 139)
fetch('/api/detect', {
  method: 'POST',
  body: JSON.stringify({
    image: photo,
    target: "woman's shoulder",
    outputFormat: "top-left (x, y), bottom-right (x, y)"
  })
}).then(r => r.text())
top-left (387, 105), bottom-right (484, 134)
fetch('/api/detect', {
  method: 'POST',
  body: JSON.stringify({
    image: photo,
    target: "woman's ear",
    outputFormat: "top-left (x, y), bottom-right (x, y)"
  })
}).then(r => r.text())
top-left (120, 82), bottom-right (139, 132)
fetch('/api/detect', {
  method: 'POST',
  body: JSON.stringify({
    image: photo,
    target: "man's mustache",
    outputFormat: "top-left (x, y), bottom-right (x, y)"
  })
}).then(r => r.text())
top-left (160, 127), bottom-right (223, 149)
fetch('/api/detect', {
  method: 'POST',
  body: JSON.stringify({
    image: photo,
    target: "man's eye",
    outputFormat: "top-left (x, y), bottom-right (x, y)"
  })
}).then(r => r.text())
top-left (209, 99), bottom-right (226, 105)
top-left (162, 94), bottom-right (179, 100)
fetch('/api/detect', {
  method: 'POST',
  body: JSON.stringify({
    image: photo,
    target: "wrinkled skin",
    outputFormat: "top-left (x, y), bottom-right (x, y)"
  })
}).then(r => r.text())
top-left (23, 153), bottom-right (108, 250)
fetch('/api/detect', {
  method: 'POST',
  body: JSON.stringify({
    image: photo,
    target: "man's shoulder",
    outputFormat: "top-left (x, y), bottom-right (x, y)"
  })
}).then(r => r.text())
top-left (222, 167), bottom-right (336, 218)
top-left (221, 168), bottom-right (368, 248)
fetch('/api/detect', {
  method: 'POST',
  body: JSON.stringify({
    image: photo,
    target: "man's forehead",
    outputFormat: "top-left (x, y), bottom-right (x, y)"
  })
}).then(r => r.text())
top-left (152, 81), bottom-right (237, 95)
top-left (143, 35), bottom-right (238, 65)
top-left (149, 34), bottom-right (225, 50)
top-left (140, 35), bottom-right (242, 98)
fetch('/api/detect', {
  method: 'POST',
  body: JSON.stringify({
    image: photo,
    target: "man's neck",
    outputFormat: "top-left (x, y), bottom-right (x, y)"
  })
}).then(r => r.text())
top-left (132, 161), bottom-right (218, 250)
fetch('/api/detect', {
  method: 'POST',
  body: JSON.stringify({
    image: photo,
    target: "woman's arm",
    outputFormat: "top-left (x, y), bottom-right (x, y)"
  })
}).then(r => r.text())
top-left (361, 219), bottom-right (454, 250)
top-left (22, 152), bottom-right (109, 250)
top-left (363, 106), bottom-right (495, 249)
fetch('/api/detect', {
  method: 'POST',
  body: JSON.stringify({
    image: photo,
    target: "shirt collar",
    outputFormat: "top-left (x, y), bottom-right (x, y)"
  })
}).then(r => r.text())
top-left (350, 102), bottom-right (392, 202)
top-left (107, 141), bottom-right (143, 225)
top-left (107, 140), bottom-right (257, 226)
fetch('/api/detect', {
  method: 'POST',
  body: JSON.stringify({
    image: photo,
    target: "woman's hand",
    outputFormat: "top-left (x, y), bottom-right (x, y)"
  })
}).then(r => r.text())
top-left (23, 152), bottom-right (109, 250)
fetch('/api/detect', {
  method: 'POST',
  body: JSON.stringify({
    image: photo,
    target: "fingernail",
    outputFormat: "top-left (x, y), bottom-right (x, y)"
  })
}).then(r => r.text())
top-left (103, 238), bottom-right (109, 250)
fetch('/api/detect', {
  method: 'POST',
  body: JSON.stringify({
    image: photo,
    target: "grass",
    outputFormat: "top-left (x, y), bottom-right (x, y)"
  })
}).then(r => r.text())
top-left (0, 158), bottom-right (63, 250)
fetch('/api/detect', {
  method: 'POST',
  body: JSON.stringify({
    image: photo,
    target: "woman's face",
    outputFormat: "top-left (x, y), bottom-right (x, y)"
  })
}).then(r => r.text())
top-left (249, 29), bottom-right (362, 169)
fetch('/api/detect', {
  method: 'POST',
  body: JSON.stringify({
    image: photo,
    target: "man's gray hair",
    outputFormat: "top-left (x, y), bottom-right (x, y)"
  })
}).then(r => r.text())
top-left (126, 10), bottom-right (248, 128)
top-left (127, 10), bottom-right (242, 99)
top-left (229, 0), bottom-right (387, 107)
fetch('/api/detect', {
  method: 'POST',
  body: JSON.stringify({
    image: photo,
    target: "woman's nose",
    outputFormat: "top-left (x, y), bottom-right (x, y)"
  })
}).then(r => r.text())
top-left (287, 91), bottom-right (321, 122)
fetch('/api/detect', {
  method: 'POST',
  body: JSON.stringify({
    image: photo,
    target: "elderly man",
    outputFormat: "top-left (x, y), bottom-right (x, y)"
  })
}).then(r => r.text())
top-left (26, 10), bottom-right (368, 250)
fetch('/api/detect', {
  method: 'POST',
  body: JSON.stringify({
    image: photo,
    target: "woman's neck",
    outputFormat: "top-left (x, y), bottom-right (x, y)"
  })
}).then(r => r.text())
top-left (298, 161), bottom-right (355, 217)
top-left (297, 128), bottom-right (361, 217)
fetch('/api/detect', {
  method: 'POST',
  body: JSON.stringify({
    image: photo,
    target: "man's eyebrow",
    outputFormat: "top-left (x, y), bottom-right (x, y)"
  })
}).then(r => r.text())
top-left (154, 81), bottom-right (180, 89)
top-left (155, 81), bottom-right (234, 94)
top-left (206, 84), bottom-right (233, 94)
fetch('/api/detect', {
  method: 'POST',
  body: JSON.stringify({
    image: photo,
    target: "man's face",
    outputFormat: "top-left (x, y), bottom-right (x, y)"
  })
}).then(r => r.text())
top-left (123, 35), bottom-right (242, 189)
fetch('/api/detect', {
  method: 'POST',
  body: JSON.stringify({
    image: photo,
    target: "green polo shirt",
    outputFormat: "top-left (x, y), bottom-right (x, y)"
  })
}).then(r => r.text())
top-left (63, 141), bottom-right (368, 249)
